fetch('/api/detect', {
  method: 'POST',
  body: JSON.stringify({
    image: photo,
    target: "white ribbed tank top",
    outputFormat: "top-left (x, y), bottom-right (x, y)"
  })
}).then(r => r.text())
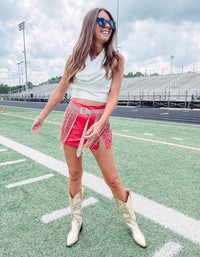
top-left (71, 48), bottom-right (112, 102)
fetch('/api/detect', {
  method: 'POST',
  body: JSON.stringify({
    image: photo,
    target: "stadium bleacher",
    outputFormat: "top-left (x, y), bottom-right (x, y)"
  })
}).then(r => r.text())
top-left (118, 72), bottom-right (200, 107)
top-left (120, 72), bottom-right (200, 99)
top-left (1, 72), bottom-right (200, 107)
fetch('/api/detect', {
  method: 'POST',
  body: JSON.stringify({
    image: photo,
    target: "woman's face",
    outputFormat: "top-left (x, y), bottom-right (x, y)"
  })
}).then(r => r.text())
top-left (94, 10), bottom-right (113, 44)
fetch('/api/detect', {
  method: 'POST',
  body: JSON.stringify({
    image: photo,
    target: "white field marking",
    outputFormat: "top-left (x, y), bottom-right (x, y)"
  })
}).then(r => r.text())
top-left (1, 112), bottom-right (61, 125)
top-left (0, 104), bottom-right (64, 113)
top-left (1, 110), bottom-right (200, 136)
top-left (144, 133), bottom-right (154, 136)
top-left (171, 137), bottom-right (184, 141)
top-left (1, 106), bottom-right (199, 127)
top-left (6, 174), bottom-right (54, 189)
top-left (121, 129), bottom-right (129, 132)
top-left (151, 241), bottom-right (182, 257)
top-left (113, 132), bottom-right (200, 151)
top-left (0, 135), bottom-right (200, 245)
top-left (0, 149), bottom-right (8, 152)
top-left (41, 197), bottom-right (98, 223)
top-left (0, 159), bottom-right (26, 167)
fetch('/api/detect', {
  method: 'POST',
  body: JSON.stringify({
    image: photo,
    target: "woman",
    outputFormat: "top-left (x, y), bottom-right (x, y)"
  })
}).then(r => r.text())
top-left (31, 8), bottom-right (146, 248)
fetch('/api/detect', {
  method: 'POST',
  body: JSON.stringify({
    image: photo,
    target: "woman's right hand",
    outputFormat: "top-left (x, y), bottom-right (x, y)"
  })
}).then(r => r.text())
top-left (31, 118), bottom-right (44, 134)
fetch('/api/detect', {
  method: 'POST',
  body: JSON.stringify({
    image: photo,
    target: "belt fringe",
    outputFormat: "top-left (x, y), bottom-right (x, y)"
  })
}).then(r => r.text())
top-left (60, 103), bottom-right (112, 157)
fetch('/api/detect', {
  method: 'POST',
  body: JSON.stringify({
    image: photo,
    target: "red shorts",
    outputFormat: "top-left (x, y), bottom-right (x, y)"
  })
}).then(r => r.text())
top-left (60, 100), bottom-right (112, 151)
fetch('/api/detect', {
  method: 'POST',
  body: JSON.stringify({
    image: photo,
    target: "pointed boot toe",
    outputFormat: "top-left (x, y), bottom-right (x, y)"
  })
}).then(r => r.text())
top-left (114, 189), bottom-right (147, 249)
top-left (66, 188), bottom-right (84, 247)
top-left (130, 224), bottom-right (147, 248)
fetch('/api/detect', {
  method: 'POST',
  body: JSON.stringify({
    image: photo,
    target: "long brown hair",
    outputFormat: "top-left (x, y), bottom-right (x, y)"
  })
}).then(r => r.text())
top-left (66, 8), bottom-right (121, 84)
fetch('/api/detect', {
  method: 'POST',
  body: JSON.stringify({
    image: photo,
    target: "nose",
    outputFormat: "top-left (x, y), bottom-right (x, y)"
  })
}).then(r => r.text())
top-left (105, 22), bottom-right (110, 28)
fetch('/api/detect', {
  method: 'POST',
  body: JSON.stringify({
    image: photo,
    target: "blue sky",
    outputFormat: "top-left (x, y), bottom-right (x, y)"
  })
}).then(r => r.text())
top-left (0, 0), bottom-right (200, 86)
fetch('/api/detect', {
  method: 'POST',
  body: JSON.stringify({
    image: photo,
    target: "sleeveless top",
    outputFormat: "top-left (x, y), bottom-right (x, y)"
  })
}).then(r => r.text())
top-left (71, 48), bottom-right (112, 102)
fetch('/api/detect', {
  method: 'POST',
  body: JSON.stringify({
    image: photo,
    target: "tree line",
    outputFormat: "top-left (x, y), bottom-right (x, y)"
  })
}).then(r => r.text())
top-left (0, 83), bottom-right (33, 94)
top-left (0, 73), bottom-right (159, 94)
top-left (0, 76), bottom-right (62, 94)
top-left (124, 72), bottom-right (159, 77)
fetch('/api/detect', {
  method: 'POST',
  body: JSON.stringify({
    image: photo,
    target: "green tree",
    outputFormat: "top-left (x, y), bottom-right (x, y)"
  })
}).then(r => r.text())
top-left (124, 72), bottom-right (134, 78)
top-left (133, 72), bottom-right (144, 77)
top-left (0, 84), bottom-right (9, 94)
top-left (150, 73), bottom-right (159, 76)
top-left (124, 71), bottom-right (145, 78)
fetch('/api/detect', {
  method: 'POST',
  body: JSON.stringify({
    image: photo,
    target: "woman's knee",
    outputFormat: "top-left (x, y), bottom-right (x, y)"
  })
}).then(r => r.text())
top-left (105, 174), bottom-right (121, 189)
top-left (69, 169), bottom-right (83, 182)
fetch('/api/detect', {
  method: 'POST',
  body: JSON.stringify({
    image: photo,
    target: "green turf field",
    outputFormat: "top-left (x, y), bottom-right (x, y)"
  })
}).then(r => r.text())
top-left (0, 105), bottom-right (200, 257)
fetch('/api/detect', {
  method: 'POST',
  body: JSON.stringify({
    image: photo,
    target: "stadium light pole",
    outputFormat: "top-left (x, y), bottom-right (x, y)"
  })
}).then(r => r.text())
top-left (7, 68), bottom-right (11, 87)
top-left (18, 21), bottom-right (28, 91)
top-left (170, 55), bottom-right (174, 74)
top-left (7, 68), bottom-right (13, 98)
top-left (115, 0), bottom-right (122, 53)
top-left (20, 61), bottom-right (24, 87)
top-left (116, 0), bottom-right (119, 52)
top-left (17, 62), bottom-right (21, 86)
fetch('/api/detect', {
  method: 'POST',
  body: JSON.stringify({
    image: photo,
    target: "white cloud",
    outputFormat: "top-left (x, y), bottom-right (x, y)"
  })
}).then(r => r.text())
top-left (120, 19), bottom-right (200, 74)
top-left (0, 0), bottom-right (200, 85)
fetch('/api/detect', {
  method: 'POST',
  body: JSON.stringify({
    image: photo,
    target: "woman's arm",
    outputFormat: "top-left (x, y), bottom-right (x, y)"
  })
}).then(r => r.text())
top-left (98, 53), bottom-right (124, 126)
top-left (31, 55), bottom-right (72, 134)
top-left (84, 53), bottom-right (124, 138)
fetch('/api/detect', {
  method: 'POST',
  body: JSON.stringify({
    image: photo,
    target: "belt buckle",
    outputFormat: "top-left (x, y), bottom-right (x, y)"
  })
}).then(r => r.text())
top-left (80, 107), bottom-right (90, 115)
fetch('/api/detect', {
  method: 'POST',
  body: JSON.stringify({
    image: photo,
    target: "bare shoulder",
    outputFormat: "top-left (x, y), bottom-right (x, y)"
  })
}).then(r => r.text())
top-left (113, 51), bottom-right (124, 69)
top-left (116, 52), bottom-right (124, 61)
top-left (112, 52), bottom-right (124, 72)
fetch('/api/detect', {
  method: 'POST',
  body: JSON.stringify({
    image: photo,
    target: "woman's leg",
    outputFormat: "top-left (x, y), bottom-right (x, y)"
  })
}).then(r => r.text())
top-left (91, 146), bottom-right (146, 248)
top-left (90, 146), bottom-right (127, 202)
top-left (64, 144), bottom-right (83, 197)
top-left (63, 144), bottom-right (84, 247)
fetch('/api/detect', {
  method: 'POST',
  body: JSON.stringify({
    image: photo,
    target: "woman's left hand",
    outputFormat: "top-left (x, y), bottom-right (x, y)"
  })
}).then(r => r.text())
top-left (83, 121), bottom-right (103, 140)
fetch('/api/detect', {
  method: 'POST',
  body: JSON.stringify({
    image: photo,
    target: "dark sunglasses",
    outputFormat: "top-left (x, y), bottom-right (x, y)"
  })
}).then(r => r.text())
top-left (97, 17), bottom-right (116, 30)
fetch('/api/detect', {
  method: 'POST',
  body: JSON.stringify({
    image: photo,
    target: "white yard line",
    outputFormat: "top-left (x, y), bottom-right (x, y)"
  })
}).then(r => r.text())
top-left (144, 133), bottom-right (154, 136)
top-left (0, 149), bottom-right (8, 152)
top-left (151, 241), bottom-right (182, 257)
top-left (6, 174), bottom-right (54, 188)
top-left (0, 159), bottom-right (26, 167)
top-left (171, 137), bottom-right (184, 141)
top-left (41, 197), bottom-right (98, 223)
top-left (0, 135), bottom-right (200, 245)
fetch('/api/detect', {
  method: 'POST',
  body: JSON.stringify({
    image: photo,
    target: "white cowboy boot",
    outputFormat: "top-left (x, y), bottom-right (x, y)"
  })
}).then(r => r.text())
top-left (114, 189), bottom-right (147, 248)
top-left (66, 188), bottom-right (84, 247)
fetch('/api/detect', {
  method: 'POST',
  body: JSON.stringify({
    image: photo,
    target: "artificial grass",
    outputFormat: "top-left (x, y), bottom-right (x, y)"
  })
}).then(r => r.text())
top-left (0, 106), bottom-right (200, 256)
